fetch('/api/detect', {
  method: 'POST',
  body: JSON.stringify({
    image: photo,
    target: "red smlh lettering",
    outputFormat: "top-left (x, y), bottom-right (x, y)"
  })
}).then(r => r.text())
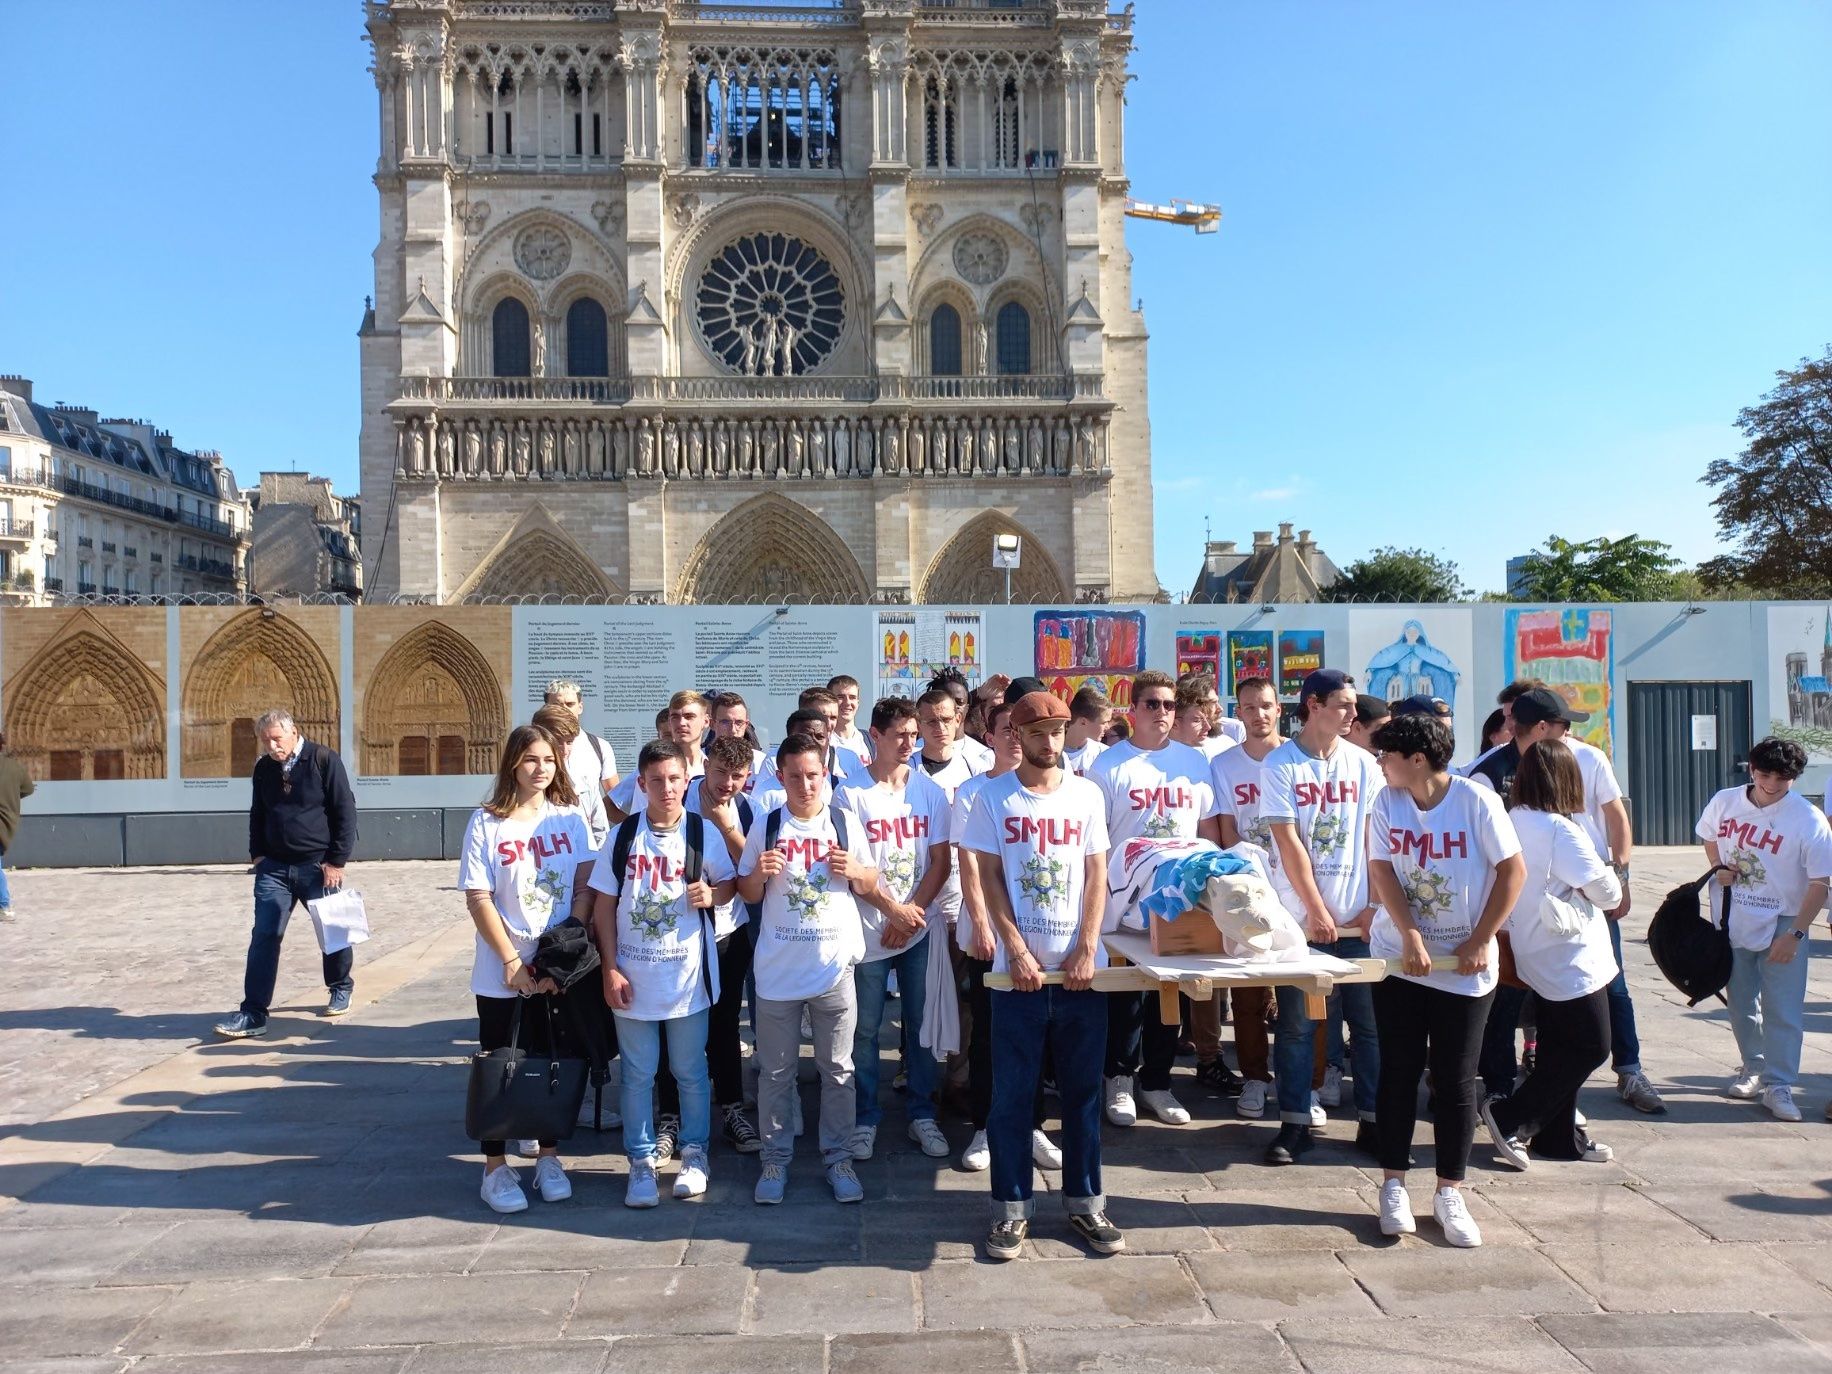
top-left (1127, 786), bottom-right (1193, 813)
top-left (1001, 816), bottom-right (1087, 847)
top-left (865, 816), bottom-right (930, 844)
top-left (627, 853), bottom-right (686, 885)
top-left (781, 837), bottom-right (828, 868)
top-left (1387, 829), bottom-right (1469, 863)
top-left (1295, 780), bottom-right (1359, 807)
top-left (1233, 782), bottom-right (1259, 807)
top-left (1718, 819), bottom-right (1784, 856)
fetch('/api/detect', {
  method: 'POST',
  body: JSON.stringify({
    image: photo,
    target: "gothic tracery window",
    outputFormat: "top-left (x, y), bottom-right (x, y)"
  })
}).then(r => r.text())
top-left (928, 304), bottom-right (962, 377)
top-left (995, 300), bottom-right (1031, 375)
top-left (565, 298), bottom-right (609, 377)
top-left (492, 298), bottom-right (532, 378)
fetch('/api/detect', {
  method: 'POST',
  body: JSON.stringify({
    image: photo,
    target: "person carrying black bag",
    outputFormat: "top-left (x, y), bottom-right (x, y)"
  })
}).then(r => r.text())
top-left (458, 723), bottom-right (596, 1215)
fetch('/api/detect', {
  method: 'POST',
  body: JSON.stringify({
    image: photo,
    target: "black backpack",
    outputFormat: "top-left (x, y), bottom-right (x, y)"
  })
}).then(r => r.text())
top-left (1646, 865), bottom-right (1734, 1007)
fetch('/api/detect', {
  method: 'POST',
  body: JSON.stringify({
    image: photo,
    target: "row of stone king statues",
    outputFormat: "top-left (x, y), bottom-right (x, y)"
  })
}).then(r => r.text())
top-left (396, 411), bottom-right (1112, 482)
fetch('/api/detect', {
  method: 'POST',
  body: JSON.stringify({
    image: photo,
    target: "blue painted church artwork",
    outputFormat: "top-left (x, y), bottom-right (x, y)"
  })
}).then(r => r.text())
top-left (1365, 619), bottom-right (1461, 709)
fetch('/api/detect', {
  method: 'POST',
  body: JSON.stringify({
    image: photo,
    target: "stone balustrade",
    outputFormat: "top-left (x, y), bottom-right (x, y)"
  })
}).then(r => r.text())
top-left (392, 373), bottom-right (1102, 406)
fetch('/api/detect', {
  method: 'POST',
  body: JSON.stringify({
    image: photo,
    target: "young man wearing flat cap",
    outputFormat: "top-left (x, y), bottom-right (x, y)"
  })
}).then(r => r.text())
top-left (962, 690), bottom-right (1119, 1261)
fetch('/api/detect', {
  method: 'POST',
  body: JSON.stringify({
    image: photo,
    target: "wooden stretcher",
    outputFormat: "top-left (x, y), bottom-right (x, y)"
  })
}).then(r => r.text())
top-left (984, 931), bottom-right (1409, 1023)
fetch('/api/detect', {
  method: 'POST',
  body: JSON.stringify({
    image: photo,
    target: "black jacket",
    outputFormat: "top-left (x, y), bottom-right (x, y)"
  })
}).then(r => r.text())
top-left (250, 739), bottom-right (357, 866)
top-left (1468, 741), bottom-right (1522, 807)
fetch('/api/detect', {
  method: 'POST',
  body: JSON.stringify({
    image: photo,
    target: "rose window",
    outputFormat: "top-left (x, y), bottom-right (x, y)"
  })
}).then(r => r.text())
top-left (696, 232), bottom-right (844, 377)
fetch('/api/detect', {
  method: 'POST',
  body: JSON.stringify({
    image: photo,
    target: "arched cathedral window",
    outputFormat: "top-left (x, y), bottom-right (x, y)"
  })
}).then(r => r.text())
top-left (565, 298), bottom-right (609, 377)
top-left (928, 304), bottom-right (962, 377)
top-left (492, 298), bottom-right (531, 378)
top-left (995, 301), bottom-right (1031, 375)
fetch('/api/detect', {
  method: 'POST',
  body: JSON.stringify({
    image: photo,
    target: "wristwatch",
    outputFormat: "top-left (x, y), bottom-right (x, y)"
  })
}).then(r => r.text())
top-left (1792, 929), bottom-right (1807, 941)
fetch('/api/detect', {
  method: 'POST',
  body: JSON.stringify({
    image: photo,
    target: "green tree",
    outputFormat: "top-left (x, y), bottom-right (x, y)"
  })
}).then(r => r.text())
top-left (1514, 534), bottom-right (1686, 602)
top-left (1698, 347), bottom-right (1832, 596)
top-left (1326, 547), bottom-right (1468, 602)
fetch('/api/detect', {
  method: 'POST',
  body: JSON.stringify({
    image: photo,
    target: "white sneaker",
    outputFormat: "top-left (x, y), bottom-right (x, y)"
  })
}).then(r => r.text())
top-left (961, 1129), bottom-right (991, 1172)
top-left (1320, 1065), bottom-right (1344, 1109)
top-left (1237, 1080), bottom-right (1269, 1119)
top-left (625, 1159), bottom-right (661, 1208)
top-left (908, 1119), bottom-right (949, 1158)
top-left (512, 1139), bottom-right (540, 1158)
top-left (1138, 1088), bottom-right (1191, 1125)
top-left (532, 1155), bottom-right (572, 1202)
top-left (1727, 1071), bottom-right (1762, 1100)
top-left (849, 1124), bottom-right (877, 1160)
top-left (480, 1164), bottom-right (528, 1214)
top-left (1378, 1178), bottom-right (1415, 1236)
top-left (1031, 1129), bottom-right (1064, 1169)
top-left (1763, 1085), bottom-right (1803, 1123)
top-left (1310, 1092), bottom-right (1327, 1129)
top-left (1579, 1138), bottom-right (1614, 1163)
top-left (674, 1146), bottom-right (710, 1199)
top-left (1433, 1187), bottom-right (1482, 1248)
top-left (1104, 1075), bottom-right (1137, 1127)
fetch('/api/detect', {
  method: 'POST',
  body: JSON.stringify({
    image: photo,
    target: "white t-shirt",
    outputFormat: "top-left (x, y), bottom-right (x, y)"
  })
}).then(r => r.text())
top-left (457, 802), bottom-right (595, 997)
top-left (1087, 739), bottom-right (1218, 922)
top-left (958, 735), bottom-right (996, 772)
top-left (608, 754), bottom-right (706, 815)
top-left (916, 748), bottom-right (982, 923)
top-left (1505, 808), bottom-right (1621, 1001)
top-left (739, 805), bottom-right (873, 1001)
top-left (961, 771), bottom-right (1110, 974)
top-left (1259, 738), bottom-right (1383, 925)
top-left (1564, 737), bottom-right (1624, 859)
top-left (835, 725), bottom-right (872, 764)
top-left (1370, 777), bottom-right (1522, 996)
top-left (588, 813), bottom-right (737, 1021)
top-left (836, 769), bottom-right (951, 962)
top-left (1212, 744), bottom-right (1281, 879)
top-left (1696, 786), bottom-right (1832, 951)
top-left (1063, 738), bottom-right (1107, 777)
top-left (567, 731), bottom-right (618, 792)
top-left (1211, 717), bottom-right (1248, 746)
top-left (684, 779), bottom-right (756, 937)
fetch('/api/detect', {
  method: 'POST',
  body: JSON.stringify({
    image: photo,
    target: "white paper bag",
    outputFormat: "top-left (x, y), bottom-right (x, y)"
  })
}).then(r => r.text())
top-left (306, 889), bottom-right (371, 954)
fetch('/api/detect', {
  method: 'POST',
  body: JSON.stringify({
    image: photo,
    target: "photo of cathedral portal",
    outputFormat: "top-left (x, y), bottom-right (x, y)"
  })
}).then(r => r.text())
top-left (354, 606), bottom-right (510, 776)
top-left (1, 607), bottom-right (167, 781)
top-left (179, 607), bottom-right (341, 778)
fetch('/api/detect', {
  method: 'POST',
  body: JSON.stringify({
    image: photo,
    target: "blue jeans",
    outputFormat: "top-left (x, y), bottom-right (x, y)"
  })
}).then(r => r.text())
top-left (615, 1009), bottom-right (711, 1162)
top-left (1605, 917), bottom-right (1642, 1073)
top-left (0, 849), bottom-right (10, 909)
top-left (241, 859), bottom-right (353, 1020)
top-left (1275, 936), bottom-right (1379, 1123)
top-left (1727, 922), bottom-right (1810, 1090)
top-left (989, 984), bottom-right (1105, 1221)
top-left (852, 933), bottom-right (937, 1127)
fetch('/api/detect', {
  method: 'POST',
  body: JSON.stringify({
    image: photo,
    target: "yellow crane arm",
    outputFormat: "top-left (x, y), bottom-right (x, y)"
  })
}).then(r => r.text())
top-left (1123, 198), bottom-right (1222, 234)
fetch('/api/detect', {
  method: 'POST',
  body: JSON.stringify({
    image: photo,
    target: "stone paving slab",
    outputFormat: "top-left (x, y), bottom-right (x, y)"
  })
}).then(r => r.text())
top-left (2, 849), bottom-right (1832, 1366)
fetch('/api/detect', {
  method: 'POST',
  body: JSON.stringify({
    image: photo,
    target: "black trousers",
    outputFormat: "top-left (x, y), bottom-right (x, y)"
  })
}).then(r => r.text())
top-left (1479, 983), bottom-right (1537, 1098)
top-left (1492, 988), bottom-right (1611, 1160)
top-left (658, 926), bottom-right (754, 1118)
top-left (1105, 989), bottom-right (1180, 1092)
top-left (1373, 977), bottom-right (1495, 1182)
top-left (477, 994), bottom-right (561, 1159)
top-left (962, 948), bottom-right (1047, 1131)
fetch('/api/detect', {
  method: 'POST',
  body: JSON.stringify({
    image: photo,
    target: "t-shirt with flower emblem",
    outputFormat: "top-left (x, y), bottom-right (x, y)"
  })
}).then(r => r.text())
top-left (836, 769), bottom-right (952, 962)
top-left (457, 801), bottom-right (594, 997)
top-left (1695, 785), bottom-right (1832, 951)
top-left (1211, 744), bottom-right (1282, 879)
top-left (587, 813), bottom-right (737, 1021)
top-left (961, 771), bottom-right (1111, 975)
top-left (1260, 738), bottom-right (1384, 926)
top-left (1370, 776), bottom-right (1522, 996)
top-left (738, 805), bottom-right (873, 1001)
top-left (1086, 739), bottom-right (1218, 923)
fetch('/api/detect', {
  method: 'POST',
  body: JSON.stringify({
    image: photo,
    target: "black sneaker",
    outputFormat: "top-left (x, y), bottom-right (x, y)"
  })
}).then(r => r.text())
top-left (654, 1114), bottom-right (680, 1164)
top-left (1196, 1058), bottom-right (1243, 1096)
top-left (1067, 1210), bottom-right (1126, 1255)
top-left (985, 1217), bottom-right (1028, 1261)
top-left (1263, 1123), bottom-right (1313, 1166)
top-left (722, 1104), bottom-right (762, 1154)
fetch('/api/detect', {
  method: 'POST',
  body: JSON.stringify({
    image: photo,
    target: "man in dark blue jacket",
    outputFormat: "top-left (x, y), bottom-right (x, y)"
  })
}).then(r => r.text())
top-left (215, 709), bottom-right (359, 1038)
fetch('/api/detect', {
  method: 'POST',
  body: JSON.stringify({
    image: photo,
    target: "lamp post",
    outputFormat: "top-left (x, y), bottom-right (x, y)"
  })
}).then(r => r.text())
top-left (992, 533), bottom-right (1022, 605)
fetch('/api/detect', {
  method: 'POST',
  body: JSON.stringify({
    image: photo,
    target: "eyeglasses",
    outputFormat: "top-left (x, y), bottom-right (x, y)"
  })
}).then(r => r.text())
top-left (1137, 699), bottom-right (1177, 712)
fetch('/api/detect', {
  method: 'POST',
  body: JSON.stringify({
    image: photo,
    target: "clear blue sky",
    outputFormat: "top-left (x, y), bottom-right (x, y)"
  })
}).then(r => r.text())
top-left (2, 1), bottom-right (1828, 596)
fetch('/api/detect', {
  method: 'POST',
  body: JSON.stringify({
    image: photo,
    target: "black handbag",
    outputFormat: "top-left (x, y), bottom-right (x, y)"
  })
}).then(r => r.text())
top-left (464, 996), bottom-right (589, 1143)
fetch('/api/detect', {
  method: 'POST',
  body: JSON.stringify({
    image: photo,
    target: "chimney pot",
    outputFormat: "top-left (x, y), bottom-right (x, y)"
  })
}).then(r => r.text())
top-left (1278, 522), bottom-right (1294, 540)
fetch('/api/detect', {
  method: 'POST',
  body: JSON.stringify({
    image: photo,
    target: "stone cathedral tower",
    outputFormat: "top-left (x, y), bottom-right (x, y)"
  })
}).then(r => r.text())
top-left (360, 0), bottom-right (1154, 604)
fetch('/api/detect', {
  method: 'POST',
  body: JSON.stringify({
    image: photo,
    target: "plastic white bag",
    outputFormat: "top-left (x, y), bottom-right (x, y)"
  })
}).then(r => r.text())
top-left (306, 888), bottom-right (371, 955)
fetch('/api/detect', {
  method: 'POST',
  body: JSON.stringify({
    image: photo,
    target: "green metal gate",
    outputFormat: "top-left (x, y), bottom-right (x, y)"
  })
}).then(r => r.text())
top-left (1626, 680), bottom-right (1753, 846)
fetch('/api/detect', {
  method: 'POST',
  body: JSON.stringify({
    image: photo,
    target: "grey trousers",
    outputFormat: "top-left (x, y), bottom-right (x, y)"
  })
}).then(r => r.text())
top-left (756, 975), bottom-right (858, 1168)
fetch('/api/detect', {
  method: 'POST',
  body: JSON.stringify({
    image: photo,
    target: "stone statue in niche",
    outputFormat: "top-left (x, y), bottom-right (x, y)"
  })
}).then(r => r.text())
top-left (538, 422), bottom-right (556, 474)
top-left (637, 419), bottom-right (656, 475)
top-left (737, 420), bottom-right (755, 475)
top-left (974, 321), bottom-right (989, 374)
top-left (1077, 419), bottom-right (1097, 472)
top-left (1026, 417), bottom-right (1045, 472)
top-left (760, 421), bottom-right (780, 474)
top-left (809, 420), bottom-right (827, 475)
top-left (436, 422), bottom-right (454, 474)
top-left (779, 322), bottom-right (798, 377)
top-left (908, 423), bottom-right (925, 475)
top-left (758, 318), bottom-right (780, 377)
top-left (832, 421), bottom-right (851, 476)
top-left (512, 419), bottom-right (532, 475)
top-left (562, 420), bottom-right (581, 476)
top-left (856, 420), bottom-right (874, 475)
top-left (740, 323), bottom-right (759, 376)
top-left (712, 420), bottom-right (730, 475)
top-left (532, 321), bottom-right (547, 377)
top-left (882, 421), bottom-right (902, 476)
top-left (785, 421), bottom-right (804, 477)
top-left (587, 422), bottom-right (606, 475)
top-left (462, 422), bottom-right (481, 476)
top-left (489, 423), bottom-right (507, 476)
top-left (687, 421), bottom-right (705, 476)
top-left (663, 421), bottom-right (681, 477)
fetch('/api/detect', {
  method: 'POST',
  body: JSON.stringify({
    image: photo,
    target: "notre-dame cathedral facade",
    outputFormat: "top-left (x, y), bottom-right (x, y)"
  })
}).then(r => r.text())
top-left (360, 0), bottom-right (1154, 604)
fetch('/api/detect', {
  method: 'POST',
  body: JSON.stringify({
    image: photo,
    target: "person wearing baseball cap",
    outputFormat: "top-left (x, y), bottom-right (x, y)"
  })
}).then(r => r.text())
top-left (960, 690), bottom-right (1122, 1261)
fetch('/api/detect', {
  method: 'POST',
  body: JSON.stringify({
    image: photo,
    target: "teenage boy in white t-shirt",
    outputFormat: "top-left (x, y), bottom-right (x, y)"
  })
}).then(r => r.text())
top-left (1258, 669), bottom-right (1384, 1166)
top-left (712, 692), bottom-right (770, 795)
top-left (963, 691), bottom-right (1117, 1261)
top-left (1698, 736), bottom-right (1832, 1123)
top-left (544, 677), bottom-right (621, 795)
top-left (738, 734), bottom-right (879, 1205)
top-left (1088, 669), bottom-right (1221, 1131)
top-left (590, 740), bottom-right (737, 1208)
top-left (837, 697), bottom-right (953, 1161)
top-left (829, 674), bottom-right (873, 764)
top-left (609, 689), bottom-right (709, 822)
top-left (1211, 674), bottom-right (1286, 1114)
top-left (1186, 672), bottom-right (1247, 750)
top-left (1063, 685), bottom-right (1112, 776)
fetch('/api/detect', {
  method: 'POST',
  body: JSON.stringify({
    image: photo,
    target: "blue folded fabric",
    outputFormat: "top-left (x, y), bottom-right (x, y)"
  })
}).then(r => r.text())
top-left (1137, 850), bottom-right (1254, 923)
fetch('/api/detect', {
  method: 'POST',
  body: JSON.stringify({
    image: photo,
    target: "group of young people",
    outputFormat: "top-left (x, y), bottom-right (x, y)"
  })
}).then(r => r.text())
top-left (455, 659), bottom-right (1830, 1257)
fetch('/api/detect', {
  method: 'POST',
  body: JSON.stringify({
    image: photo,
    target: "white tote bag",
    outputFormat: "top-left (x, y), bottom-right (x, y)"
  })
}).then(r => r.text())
top-left (306, 889), bottom-right (371, 955)
top-left (1537, 884), bottom-right (1593, 939)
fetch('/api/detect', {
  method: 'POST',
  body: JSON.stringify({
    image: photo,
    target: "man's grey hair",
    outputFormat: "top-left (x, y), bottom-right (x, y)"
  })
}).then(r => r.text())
top-left (254, 709), bottom-right (297, 734)
top-left (544, 679), bottom-right (583, 699)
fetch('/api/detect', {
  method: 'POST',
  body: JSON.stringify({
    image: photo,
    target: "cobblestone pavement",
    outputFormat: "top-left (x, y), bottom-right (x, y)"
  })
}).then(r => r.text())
top-left (2, 849), bottom-right (1832, 1370)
